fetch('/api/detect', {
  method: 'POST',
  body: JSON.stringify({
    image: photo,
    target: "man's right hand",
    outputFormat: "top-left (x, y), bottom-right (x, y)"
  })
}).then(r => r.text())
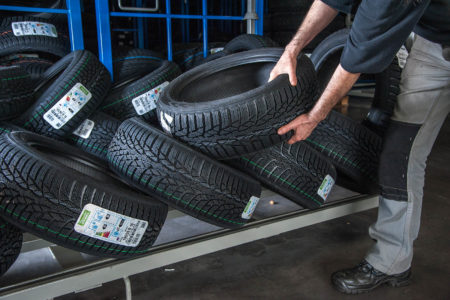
top-left (268, 50), bottom-right (298, 86)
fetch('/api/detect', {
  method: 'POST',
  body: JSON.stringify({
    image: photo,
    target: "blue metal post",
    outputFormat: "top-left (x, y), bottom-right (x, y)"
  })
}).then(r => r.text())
top-left (202, 0), bottom-right (208, 57)
top-left (255, 0), bottom-right (264, 35)
top-left (165, 0), bottom-right (173, 61)
top-left (136, 0), bottom-right (145, 48)
top-left (95, 0), bottom-right (114, 79)
top-left (66, 0), bottom-right (84, 50)
top-left (186, 0), bottom-right (190, 43)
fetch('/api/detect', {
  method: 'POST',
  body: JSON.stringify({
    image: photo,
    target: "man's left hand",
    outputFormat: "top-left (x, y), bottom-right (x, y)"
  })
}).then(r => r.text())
top-left (277, 112), bottom-right (322, 144)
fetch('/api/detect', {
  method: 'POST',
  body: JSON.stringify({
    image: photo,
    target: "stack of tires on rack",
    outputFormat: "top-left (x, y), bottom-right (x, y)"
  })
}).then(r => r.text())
top-left (0, 13), bottom-right (400, 279)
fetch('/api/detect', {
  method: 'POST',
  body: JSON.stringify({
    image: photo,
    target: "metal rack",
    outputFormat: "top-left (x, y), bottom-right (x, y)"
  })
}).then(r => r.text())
top-left (0, 0), bottom-right (85, 51)
top-left (95, 0), bottom-right (265, 78)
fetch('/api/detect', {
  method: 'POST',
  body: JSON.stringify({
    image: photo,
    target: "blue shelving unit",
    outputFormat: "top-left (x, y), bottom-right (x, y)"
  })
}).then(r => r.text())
top-left (0, 0), bottom-right (85, 51)
top-left (95, 0), bottom-right (264, 79)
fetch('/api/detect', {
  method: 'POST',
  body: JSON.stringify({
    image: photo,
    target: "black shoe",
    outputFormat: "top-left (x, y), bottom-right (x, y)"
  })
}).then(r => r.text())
top-left (331, 260), bottom-right (411, 294)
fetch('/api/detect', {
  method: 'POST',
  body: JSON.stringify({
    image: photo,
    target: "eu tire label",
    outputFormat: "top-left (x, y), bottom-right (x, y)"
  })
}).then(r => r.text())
top-left (12, 21), bottom-right (57, 38)
top-left (241, 196), bottom-right (260, 219)
top-left (132, 81), bottom-right (169, 115)
top-left (73, 119), bottom-right (95, 139)
top-left (74, 204), bottom-right (148, 247)
top-left (317, 175), bottom-right (335, 201)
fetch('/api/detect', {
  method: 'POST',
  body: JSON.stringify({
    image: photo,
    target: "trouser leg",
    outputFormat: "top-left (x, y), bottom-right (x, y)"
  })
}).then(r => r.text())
top-left (365, 35), bottom-right (450, 275)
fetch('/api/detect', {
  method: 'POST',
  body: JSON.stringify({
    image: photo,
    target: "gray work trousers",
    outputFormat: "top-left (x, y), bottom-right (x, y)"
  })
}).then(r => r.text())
top-left (365, 35), bottom-right (450, 275)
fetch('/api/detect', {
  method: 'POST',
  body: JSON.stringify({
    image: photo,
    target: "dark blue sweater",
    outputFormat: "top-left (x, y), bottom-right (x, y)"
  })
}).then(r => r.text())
top-left (321, 0), bottom-right (450, 73)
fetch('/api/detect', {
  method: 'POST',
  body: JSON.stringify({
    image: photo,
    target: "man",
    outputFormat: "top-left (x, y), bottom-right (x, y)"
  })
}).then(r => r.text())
top-left (269, 0), bottom-right (450, 294)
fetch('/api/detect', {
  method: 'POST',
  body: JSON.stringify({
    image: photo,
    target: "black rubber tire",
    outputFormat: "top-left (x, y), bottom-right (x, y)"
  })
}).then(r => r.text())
top-left (101, 60), bottom-right (181, 123)
top-left (306, 110), bottom-right (381, 194)
top-left (6, 55), bottom-right (53, 85)
top-left (229, 142), bottom-right (337, 209)
top-left (0, 122), bottom-right (25, 136)
top-left (113, 47), bottom-right (164, 88)
top-left (0, 65), bottom-right (35, 121)
top-left (157, 48), bottom-right (318, 159)
top-left (173, 42), bottom-right (226, 72)
top-left (15, 50), bottom-right (111, 140)
top-left (67, 112), bottom-right (120, 162)
top-left (0, 217), bottom-right (23, 277)
top-left (0, 131), bottom-right (168, 258)
top-left (108, 118), bottom-right (262, 228)
top-left (223, 34), bottom-right (278, 53)
top-left (310, 28), bottom-right (402, 136)
top-left (0, 16), bottom-right (70, 58)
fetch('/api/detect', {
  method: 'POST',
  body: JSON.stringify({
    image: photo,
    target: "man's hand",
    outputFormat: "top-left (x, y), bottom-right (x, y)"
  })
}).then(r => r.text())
top-left (278, 112), bottom-right (322, 144)
top-left (268, 50), bottom-right (298, 86)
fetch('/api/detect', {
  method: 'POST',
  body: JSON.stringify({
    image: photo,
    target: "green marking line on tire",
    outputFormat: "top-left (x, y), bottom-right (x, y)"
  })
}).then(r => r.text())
top-left (23, 55), bottom-right (91, 128)
top-left (0, 204), bottom-right (152, 254)
top-left (305, 138), bottom-right (375, 180)
top-left (240, 157), bottom-right (322, 206)
top-left (106, 154), bottom-right (245, 225)
top-left (100, 67), bottom-right (178, 110)
top-left (1, 74), bottom-right (30, 81)
top-left (70, 137), bottom-right (108, 154)
top-left (0, 127), bottom-right (11, 134)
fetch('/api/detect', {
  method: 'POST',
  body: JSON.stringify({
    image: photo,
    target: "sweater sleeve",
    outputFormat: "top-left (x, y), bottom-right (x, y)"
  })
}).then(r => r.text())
top-left (320, 0), bottom-right (355, 14)
top-left (340, 0), bottom-right (430, 74)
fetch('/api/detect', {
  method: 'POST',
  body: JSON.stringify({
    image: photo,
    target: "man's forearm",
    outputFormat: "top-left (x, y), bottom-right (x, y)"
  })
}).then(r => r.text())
top-left (310, 64), bottom-right (360, 122)
top-left (285, 0), bottom-right (339, 57)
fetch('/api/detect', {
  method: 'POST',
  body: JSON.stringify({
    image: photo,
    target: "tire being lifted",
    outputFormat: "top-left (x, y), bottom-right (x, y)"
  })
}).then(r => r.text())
top-left (157, 48), bottom-right (319, 159)
top-left (0, 131), bottom-right (167, 258)
top-left (108, 118), bottom-right (262, 228)
top-left (0, 217), bottom-right (22, 277)
top-left (229, 142), bottom-right (337, 209)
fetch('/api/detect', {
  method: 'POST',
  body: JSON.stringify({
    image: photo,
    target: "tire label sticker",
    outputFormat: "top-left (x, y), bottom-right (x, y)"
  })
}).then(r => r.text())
top-left (132, 81), bottom-right (169, 115)
top-left (317, 174), bottom-right (335, 201)
top-left (396, 45), bottom-right (409, 69)
top-left (74, 204), bottom-right (148, 247)
top-left (210, 47), bottom-right (224, 54)
top-left (43, 83), bottom-right (92, 129)
top-left (73, 119), bottom-right (95, 139)
top-left (160, 111), bottom-right (173, 133)
top-left (12, 21), bottom-right (58, 38)
top-left (241, 196), bottom-right (260, 219)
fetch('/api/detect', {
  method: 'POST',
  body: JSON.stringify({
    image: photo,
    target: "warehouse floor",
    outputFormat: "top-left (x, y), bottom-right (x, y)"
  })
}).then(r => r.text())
top-left (58, 114), bottom-right (450, 299)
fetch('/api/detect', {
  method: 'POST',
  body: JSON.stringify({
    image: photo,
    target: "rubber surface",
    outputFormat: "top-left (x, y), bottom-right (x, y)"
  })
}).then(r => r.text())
top-left (223, 34), bottom-right (278, 53)
top-left (0, 16), bottom-right (70, 58)
top-left (158, 48), bottom-right (319, 159)
top-left (229, 142), bottom-right (337, 209)
top-left (0, 217), bottom-right (23, 277)
top-left (306, 110), bottom-right (381, 194)
top-left (6, 55), bottom-right (53, 84)
top-left (101, 60), bottom-right (181, 123)
top-left (173, 42), bottom-right (225, 72)
top-left (0, 131), bottom-right (168, 258)
top-left (68, 112), bottom-right (121, 161)
top-left (108, 118), bottom-right (262, 228)
top-left (113, 47), bottom-right (164, 87)
top-left (15, 50), bottom-right (111, 140)
top-left (0, 65), bottom-right (35, 120)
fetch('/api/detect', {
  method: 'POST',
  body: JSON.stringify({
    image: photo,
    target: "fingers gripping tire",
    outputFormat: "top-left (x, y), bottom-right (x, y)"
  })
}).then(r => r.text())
top-left (229, 142), bottom-right (337, 209)
top-left (0, 16), bottom-right (70, 58)
top-left (0, 131), bottom-right (168, 258)
top-left (68, 112), bottom-right (121, 161)
top-left (101, 60), bottom-right (181, 123)
top-left (157, 48), bottom-right (319, 159)
top-left (0, 218), bottom-right (23, 276)
top-left (15, 50), bottom-right (111, 140)
top-left (107, 118), bottom-right (262, 228)
top-left (306, 111), bottom-right (382, 194)
top-left (0, 66), bottom-right (35, 120)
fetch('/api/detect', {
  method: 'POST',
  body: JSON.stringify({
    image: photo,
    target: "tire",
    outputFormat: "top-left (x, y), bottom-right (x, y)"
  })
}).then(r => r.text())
top-left (108, 118), bottom-right (262, 228)
top-left (306, 110), bottom-right (381, 194)
top-left (113, 47), bottom-right (164, 87)
top-left (68, 112), bottom-right (120, 161)
top-left (229, 142), bottom-right (337, 209)
top-left (0, 65), bottom-right (35, 120)
top-left (0, 16), bottom-right (70, 58)
top-left (173, 42), bottom-right (226, 72)
top-left (310, 28), bottom-right (402, 136)
top-left (101, 60), bottom-right (181, 123)
top-left (157, 48), bottom-right (319, 159)
top-left (0, 122), bottom-right (25, 136)
top-left (0, 217), bottom-right (22, 277)
top-left (6, 55), bottom-right (53, 84)
top-left (0, 131), bottom-right (168, 258)
top-left (223, 34), bottom-right (278, 53)
top-left (15, 50), bottom-right (111, 140)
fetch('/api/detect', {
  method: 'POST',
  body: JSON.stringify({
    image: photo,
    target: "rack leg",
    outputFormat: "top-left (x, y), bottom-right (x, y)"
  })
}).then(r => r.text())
top-left (66, 0), bottom-right (84, 50)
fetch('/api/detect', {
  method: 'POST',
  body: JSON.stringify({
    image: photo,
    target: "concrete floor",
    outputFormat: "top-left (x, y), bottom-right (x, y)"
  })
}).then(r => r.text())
top-left (58, 116), bottom-right (450, 299)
